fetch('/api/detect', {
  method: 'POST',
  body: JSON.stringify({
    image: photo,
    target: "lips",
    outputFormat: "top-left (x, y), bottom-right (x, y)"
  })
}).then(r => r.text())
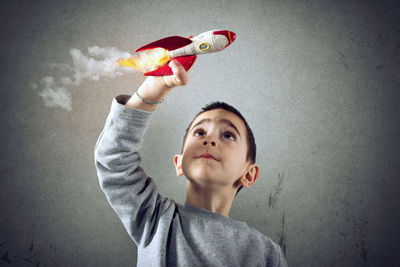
top-left (197, 153), bottom-right (218, 161)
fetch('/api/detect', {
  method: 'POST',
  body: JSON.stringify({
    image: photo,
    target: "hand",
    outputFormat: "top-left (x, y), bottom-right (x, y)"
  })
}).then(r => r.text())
top-left (125, 35), bottom-right (194, 111)
top-left (142, 60), bottom-right (190, 98)
top-left (152, 35), bottom-right (195, 89)
top-left (161, 60), bottom-right (190, 88)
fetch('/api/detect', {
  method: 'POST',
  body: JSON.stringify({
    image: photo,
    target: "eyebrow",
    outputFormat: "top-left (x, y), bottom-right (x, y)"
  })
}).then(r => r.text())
top-left (191, 118), bottom-right (241, 138)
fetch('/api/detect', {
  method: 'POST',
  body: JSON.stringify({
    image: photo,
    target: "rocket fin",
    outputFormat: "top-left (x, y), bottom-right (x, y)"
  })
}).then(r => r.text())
top-left (136, 36), bottom-right (192, 52)
top-left (144, 55), bottom-right (197, 76)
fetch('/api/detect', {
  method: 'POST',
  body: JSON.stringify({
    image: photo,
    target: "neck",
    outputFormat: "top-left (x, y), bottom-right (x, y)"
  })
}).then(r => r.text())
top-left (185, 181), bottom-right (236, 217)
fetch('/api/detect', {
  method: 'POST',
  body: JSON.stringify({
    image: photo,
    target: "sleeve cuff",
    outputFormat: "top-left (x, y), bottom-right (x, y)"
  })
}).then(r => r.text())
top-left (109, 94), bottom-right (155, 121)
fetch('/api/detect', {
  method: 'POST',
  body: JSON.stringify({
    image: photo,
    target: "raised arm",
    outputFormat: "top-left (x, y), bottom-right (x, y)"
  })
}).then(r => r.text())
top-left (94, 60), bottom-right (190, 245)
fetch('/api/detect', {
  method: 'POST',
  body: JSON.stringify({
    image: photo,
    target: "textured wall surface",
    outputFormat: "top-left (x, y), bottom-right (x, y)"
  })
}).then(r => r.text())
top-left (1, 0), bottom-right (399, 266)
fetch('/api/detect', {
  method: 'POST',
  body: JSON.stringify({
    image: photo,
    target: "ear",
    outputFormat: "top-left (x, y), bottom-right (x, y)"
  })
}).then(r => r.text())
top-left (173, 154), bottom-right (184, 177)
top-left (239, 164), bottom-right (260, 188)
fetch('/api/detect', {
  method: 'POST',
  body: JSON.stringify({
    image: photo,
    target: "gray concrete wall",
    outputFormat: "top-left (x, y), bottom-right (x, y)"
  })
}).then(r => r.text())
top-left (1, 0), bottom-right (399, 266)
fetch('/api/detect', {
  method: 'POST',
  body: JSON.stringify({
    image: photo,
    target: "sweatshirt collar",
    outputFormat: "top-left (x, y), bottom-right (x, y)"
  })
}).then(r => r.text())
top-left (183, 202), bottom-right (249, 229)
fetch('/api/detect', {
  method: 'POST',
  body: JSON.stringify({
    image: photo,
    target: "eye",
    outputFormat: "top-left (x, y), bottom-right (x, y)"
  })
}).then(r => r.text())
top-left (193, 128), bottom-right (206, 137)
top-left (222, 131), bottom-right (236, 141)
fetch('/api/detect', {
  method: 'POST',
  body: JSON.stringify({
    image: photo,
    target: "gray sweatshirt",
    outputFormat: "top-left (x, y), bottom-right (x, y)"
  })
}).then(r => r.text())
top-left (94, 95), bottom-right (288, 267)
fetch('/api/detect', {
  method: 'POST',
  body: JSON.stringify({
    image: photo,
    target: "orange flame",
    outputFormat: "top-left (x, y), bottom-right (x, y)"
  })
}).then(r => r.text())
top-left (117, 48), bottom-right (170, 73)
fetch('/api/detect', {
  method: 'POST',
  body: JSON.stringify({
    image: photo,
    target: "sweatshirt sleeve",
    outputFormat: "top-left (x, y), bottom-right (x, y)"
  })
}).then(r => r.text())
top-left (94, 94), bottom-right (165, 246)
top-left (276, 245), bottom-right (288, 267)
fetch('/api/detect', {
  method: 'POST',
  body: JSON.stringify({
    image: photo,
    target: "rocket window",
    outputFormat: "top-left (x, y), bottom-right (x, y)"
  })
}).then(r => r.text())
top-left (199, 43), bottom-right (210, 51)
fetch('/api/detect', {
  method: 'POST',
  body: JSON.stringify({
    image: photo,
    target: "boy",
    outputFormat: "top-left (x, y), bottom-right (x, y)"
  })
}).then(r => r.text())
top-left (94, 60), bottom-right (287, 266)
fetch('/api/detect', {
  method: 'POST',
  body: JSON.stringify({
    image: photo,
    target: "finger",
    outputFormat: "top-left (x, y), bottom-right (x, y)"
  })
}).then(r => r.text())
top-left (169, 59), bottom-right (182, 70)
top-left (170, 59), bottom-right (194, 74)
top-left (169, 60), bottom-right (189, 86)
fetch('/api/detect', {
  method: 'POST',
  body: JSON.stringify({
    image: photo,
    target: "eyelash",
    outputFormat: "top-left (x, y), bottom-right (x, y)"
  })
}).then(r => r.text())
top-left (193, 128), bottom-right (236, 141)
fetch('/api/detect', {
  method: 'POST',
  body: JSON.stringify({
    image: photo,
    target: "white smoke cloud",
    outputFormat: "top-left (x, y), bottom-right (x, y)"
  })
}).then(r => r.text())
top-left (35, 46), bottom-right (134, 111)
top-left (38, 76), bottom-right (72, 111)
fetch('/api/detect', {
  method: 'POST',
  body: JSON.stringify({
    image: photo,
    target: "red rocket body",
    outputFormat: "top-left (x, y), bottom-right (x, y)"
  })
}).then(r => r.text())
top-left (135, 30), bottom-right (237, 76)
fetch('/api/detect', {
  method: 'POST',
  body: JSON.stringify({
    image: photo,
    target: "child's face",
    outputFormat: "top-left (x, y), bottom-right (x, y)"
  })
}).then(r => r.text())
top-left (174, 108), bottom-right (252, 191)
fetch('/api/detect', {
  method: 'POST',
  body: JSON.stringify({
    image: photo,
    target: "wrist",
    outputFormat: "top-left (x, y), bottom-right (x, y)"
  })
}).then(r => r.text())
top-left (135, 89), bottom-right (164, 105)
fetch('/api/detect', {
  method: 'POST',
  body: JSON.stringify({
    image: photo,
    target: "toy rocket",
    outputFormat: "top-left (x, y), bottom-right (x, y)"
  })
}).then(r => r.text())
top-left (117, 30), bottom-right (237, 76)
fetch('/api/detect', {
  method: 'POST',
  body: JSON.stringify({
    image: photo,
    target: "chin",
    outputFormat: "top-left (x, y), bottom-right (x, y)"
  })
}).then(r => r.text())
top-left (184, 169), bottom-right (216, 184)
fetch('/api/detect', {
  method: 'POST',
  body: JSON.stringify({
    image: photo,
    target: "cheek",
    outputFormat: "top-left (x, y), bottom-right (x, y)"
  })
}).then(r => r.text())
top-left (181, 144), bottom-right (196, 171)
top-left (181, 153), bottom-right (190, 170)
top-left (226, 146), bottom-right (247, 169)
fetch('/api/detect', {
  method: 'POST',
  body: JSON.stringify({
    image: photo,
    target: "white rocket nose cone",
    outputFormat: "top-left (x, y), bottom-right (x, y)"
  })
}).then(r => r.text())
top-left (214, 36), bottom-right (229, 50)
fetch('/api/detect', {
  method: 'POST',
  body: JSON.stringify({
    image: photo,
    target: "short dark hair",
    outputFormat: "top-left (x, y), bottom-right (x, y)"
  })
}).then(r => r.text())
top-left (181, 101), bottom-right (257, 195)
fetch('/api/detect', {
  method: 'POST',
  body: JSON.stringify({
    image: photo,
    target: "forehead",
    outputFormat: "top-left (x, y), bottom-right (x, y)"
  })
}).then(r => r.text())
top-left (190, 109), bottom-right (246, 135)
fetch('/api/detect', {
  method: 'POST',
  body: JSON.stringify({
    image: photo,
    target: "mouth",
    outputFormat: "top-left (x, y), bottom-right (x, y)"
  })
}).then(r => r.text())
top-left (196, 153), bottom-right (218, 161)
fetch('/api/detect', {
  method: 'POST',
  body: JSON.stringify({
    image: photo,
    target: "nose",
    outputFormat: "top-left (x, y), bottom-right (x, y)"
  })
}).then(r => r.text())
top-left (203, 140), bottom-right (216, 146)
top-left (202, 128), bottom-right (218, 147)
